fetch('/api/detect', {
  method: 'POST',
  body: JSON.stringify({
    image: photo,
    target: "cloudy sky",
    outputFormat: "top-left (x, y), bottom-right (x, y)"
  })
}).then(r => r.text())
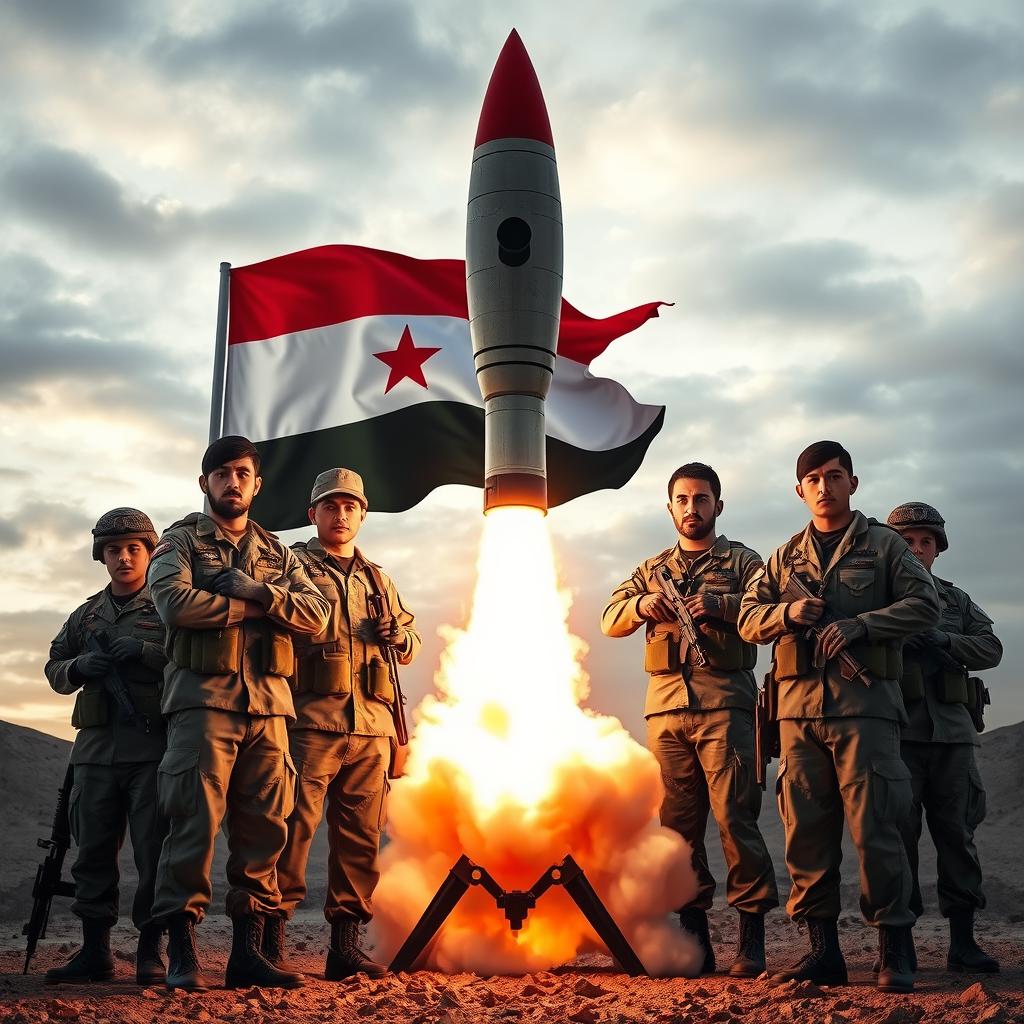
top-left (2, 0), bottom-right (1022, 742)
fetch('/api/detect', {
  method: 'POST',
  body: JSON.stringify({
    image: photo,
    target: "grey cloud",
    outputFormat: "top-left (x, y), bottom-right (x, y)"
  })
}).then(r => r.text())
top-left (2, 144), bottom-right (334, 255)
top-left (3, 0), bottom-right (141, 46)
top-left (652, 0), bottom-right (1022, 192)
top-left (152, 1), bottom-right (470, 103)
top-left (0, 252), bottom-right (205, 431)
top-left (0, 520), bottom-right (23, 547)
top-left (655, 220), bottom-right (922, 330)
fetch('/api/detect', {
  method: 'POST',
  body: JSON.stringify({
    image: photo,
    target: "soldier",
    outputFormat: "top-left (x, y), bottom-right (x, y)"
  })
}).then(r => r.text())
top-left (601, 463), bottom-right (778, 977)
top-left (738, 441), bottom-right (941, 993)
top-left (886, 502), bottom-right (1002, 973)
top-left (147, 436), bottom-right (331, 991)
top-left (44, 508), bottom-right (168, 985)
top-left (270, 468), bottom-right (420, 980)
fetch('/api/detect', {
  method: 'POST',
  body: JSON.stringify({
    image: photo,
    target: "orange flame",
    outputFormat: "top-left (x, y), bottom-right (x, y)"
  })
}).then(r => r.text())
top-left (374, 507), bottom-right (700, 975)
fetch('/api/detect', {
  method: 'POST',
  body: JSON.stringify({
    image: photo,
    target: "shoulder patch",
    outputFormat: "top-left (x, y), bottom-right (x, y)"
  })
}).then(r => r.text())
top-left (150, 540), bottom-right (173, 559)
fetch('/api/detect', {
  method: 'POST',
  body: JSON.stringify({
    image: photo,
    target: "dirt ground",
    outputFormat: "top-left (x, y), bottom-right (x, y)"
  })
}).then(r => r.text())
top-left (2, 909), bottom-right (1022, 1024)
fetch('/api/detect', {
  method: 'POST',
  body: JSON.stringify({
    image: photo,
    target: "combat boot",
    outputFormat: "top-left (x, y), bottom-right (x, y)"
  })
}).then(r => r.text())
top-left (225, 913), bottom-right (305, 989)
top-left (877, 924), bottom-right (916, 992)
top-left (136, 921), bottom-right (166, 985)
top-left (325, 917), bottom-right (388, 980)
top-left (261, 913), bottom-right (287, 968)
top-left (871, 929), bottom-right (916, 975)
top-left (165, 913), bottom-right (212, 992)
top-left (45, 917), bottom-right (116, 984)
top-left (728, 911), bottom-right (766, 977)
top-left (769, 917), bottom-right (848, 986)
top-left (678, 907), bottom-right (716, 975)
top-left (947, 909), bottom-right (999, 973)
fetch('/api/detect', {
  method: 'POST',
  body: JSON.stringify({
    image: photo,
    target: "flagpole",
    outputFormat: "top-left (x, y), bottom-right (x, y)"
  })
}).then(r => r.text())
top-left (208, 261), bottom-right (232, 442)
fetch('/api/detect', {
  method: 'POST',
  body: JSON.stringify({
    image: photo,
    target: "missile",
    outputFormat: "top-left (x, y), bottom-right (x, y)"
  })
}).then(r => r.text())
top-left (467, 30), bottom-right (563, 514)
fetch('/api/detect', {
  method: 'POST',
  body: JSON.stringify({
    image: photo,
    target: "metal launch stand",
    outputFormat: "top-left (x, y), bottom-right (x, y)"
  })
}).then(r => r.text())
top-left (390, 854), bottom-right (647, 976)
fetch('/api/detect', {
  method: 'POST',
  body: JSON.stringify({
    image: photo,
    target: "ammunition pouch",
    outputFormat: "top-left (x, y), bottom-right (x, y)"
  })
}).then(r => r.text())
top-left (773, 634), bottom-right (810, 681)
top-left (966, 677), bottom-right (990, 733)
top-left (368, 657), bottom-right (395, 704)
top-left (899, 660), bottom-right (925, 703)
top-left (644, 630), bottom-right (679, 675)
top-left (71, 688), bottom-right (109, 729)
top-left (701, 627), bottom-right (757, 672)
top-left (849, 641), bottom-right (900, 681)
top-left (262, 627), bottom-right (294, 678)
top-left (172, 626), bottom-right (241, 674)
top-left (295, 648), bottom-right (351, 696)
top-left (937, 668), bottom-right (970, 705)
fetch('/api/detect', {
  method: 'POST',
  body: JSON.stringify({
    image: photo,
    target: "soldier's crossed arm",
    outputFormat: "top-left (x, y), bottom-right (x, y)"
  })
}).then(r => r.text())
top-left (737, 548), bottom-right (790, 645)
top-left (259, 545), bottom-right (332, 636)
top-left (946, 590), bottom-right (1003, 671)
top-left (600, 566), bottom-right (651, 638)
top-left (147, 534), bottom-right (247, 630)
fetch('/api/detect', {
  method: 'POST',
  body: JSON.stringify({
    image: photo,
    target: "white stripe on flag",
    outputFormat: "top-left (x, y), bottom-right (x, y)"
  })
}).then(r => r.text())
top-left (224, 315), bottom-right (661, 453)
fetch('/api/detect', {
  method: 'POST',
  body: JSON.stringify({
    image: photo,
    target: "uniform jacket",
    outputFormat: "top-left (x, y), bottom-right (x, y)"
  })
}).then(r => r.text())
top-left (902, 575), bottom-right (1002, 745)
top-left (738, 510), bottom-right (941, 722)
top-left (290, 539), bottom-right (420, 737)
top-left (602, 535), bottom-right (763, 717)
top-left (147, 513), bottom-right (331, 718)
top-left (46, 586), bottom-right (167, 765)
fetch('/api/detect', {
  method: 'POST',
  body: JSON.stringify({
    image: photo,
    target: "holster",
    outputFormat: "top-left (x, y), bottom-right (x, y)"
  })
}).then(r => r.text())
top-left (966, 676), bottom-right (990, 732)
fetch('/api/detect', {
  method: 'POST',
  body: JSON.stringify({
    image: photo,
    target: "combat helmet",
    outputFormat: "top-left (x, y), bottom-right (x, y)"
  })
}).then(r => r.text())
top-left (91, 508), bottom-right (159, 561)
top-left (886, 502), bottom-right (948, 552)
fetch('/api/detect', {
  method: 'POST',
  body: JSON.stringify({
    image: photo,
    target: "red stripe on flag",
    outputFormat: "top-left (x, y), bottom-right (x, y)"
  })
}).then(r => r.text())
top-left (228, 245), bottom-right (668, 366)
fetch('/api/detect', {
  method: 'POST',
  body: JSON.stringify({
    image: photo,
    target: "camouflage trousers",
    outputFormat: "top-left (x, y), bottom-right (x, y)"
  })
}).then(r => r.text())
top-left (777, 717), bottom-right (914, 926)
top-left (647, 708), bottom-right (779, 915)
top-left (900, 741), bottom-right (987, 918)
top-left (69, 761), bottom-right (165, 928)
top-left (277, 731), bottom-right (390, 923)
top-left (151, 708), bottom-right (296, 922)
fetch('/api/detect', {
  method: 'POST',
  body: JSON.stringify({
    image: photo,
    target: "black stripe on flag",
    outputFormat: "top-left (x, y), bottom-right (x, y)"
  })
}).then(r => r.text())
top-left (250, 402), bottom-right (664, 529)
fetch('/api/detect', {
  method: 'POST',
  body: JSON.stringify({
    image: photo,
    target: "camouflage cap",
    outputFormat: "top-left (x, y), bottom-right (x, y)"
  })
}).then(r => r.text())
top-left (310, 468), bottom-right (368, 510)
top-left (887, 501), bottom-right (948, 552)
top-left (91, 508), bottom-right (159, 561)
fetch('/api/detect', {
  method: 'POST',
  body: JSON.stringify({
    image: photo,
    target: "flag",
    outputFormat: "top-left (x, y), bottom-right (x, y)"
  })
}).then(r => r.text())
top-left (223, 244), bottom-right (666, 529)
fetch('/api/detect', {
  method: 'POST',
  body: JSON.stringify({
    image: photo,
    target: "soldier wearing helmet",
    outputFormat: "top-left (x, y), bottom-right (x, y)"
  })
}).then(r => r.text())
top-left (887, 501), bottom-right (1003, 974)
top-left (44, 508), bottom-right (169, 986)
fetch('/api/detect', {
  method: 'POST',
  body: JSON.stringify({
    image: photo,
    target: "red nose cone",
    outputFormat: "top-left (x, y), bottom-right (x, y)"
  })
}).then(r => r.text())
top-left (475, 30), bottom-right (553, 148)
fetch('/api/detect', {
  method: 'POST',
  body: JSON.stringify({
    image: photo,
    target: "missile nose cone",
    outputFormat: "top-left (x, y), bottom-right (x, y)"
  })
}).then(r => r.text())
top-left (475, 29), bottom-right (553, 148)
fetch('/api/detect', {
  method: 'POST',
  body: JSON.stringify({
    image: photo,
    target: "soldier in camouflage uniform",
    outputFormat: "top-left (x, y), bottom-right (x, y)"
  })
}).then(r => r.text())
top-left (739, 441), bottom-right (941, 993)
top-left (44, 509), bottom-right (168, 985)
top-left (602, 463), bottom-right (778, 977)
top-left (886, 502), bottom-right (1002, 973)
top-left (147, 436), bottom-right (331, 991)
top-left (269, 468), bottom-right (420, 980)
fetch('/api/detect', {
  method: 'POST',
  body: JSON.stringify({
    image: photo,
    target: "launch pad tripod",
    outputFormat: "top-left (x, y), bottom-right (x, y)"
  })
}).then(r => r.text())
top-left (389, 854), bottom-right (647, 976)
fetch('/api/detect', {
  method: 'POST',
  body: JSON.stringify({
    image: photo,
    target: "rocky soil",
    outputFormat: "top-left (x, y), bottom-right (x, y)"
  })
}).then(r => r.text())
top-left (2, 909), bottom-right (1022, 1024)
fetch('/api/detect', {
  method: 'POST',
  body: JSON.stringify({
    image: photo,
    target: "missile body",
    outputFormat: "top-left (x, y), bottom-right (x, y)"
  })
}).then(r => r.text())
top-left (467, 30), bottom-right (563, 513)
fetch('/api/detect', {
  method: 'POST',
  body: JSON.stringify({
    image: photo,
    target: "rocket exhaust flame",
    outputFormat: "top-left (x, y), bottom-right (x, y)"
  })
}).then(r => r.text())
top-left (374, 509), bottom-right (702, 976)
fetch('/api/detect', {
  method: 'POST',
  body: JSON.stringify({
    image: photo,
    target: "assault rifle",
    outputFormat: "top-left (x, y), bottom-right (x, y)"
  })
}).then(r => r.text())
top-left (654, 566), bottom-right (709, 669)
top-left (86, 630), bottom-right (151, 733)
top-left (365, 564), bottom-right (410, 777)
top-left (754, 672), bottom-right (780, 789)
top-left (782, 571), bottom-right (873, 687)
top-left (23, 764), bottom-right (76, 973)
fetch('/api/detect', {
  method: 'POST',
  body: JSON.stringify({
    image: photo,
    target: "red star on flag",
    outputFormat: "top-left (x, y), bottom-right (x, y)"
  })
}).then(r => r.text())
top-left (373, 325), bottom-right (442, 394)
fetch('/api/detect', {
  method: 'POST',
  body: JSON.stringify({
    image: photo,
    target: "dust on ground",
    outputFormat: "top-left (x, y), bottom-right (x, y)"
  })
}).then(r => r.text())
top-left (2, 910), bottom-right (1022, 1024)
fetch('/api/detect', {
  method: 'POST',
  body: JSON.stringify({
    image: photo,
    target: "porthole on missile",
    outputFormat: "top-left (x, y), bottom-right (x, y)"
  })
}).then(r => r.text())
top-left (497, 217), bottom-right (531, 266)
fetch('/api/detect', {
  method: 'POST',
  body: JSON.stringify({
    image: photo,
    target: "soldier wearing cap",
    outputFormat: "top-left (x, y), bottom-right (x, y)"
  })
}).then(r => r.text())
top-left (269, 468), bottom-right (420, 980)
top-left (738, 441), bottom-right (940, 993)
top-left (886, 501), bottom-right (1002, 973)
top-left (601, 463), bottom-right (779, 978)
top-left (146, 436), bottom-right (331, 991)
top-left (44, 509), bottom-right (169, 985)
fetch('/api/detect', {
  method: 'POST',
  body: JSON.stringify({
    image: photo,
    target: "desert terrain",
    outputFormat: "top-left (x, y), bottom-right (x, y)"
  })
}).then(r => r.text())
top-left (0, 718), bottom-right (1021, 1023)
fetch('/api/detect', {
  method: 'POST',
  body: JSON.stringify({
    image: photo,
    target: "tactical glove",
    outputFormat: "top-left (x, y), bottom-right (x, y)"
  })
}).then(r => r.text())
top-left (373, 614), bottom-right (407, 649)
top-left (817, 618), bottom-right (866, 661)
top-left (75, 651), bottom-right (114, 679)
top-left (108, 636), bottom-right (145, 662)
top-left (212, 568), bottom-right (271, 607)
